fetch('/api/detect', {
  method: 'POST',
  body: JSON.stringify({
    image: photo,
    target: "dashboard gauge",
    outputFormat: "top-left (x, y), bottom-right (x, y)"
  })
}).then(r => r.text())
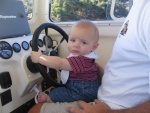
top-left (43, 35), bottom-right (53, 48)
top-left (12, 43), bottom-right (21, 53)
top-left (38, 39), bottom-right (43, 47)
top-left (0, 41), bottom-right (13, 59)
top-left (30, 40), bottom-right (32, 47)
top-left (30, 39), bottom-right (43, 48)
top-left (22, 41), bottom-right (29, 50)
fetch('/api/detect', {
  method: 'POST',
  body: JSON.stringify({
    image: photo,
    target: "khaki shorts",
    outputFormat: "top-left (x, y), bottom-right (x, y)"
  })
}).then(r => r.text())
top-left (40, 101), bottom-right (81, 113)
top-left (40, 100), bottom-right (124, 113)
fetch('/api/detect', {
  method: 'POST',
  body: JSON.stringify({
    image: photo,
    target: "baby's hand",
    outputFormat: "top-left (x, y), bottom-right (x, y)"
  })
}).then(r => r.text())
top-left (30, 50), bottom-right (42, 63)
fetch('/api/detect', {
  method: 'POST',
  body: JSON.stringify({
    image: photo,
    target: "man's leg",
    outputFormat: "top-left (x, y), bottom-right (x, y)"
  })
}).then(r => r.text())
top-left (28, 101), bottom-right (79, 113)
top-left (28, 103), bottom-right (44, 113)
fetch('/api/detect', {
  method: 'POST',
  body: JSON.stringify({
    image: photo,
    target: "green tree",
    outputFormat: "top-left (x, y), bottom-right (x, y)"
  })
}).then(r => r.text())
top-left (51, 0), bottom-right (107, 22)
top-left (22, 0), bottom-right (33, 19)
top-left (114, 0), bottom-right (129, 18)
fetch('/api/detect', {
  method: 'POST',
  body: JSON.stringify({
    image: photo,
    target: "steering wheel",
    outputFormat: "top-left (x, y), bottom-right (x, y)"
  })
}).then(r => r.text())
top-left (32, 23), bottom-right (68, 87)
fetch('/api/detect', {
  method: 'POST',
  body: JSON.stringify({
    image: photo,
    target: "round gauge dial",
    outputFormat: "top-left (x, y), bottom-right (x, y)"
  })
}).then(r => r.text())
top-left (30, 40), bottom-right (32, 47)
top-left (43, 36), bottom-right (53, 48)
top-left (30, 39), bottom-right (43, 48)
top-left (0, 41), bottom-right (13, 59)
top-left (22, 41), bottom-right (29, 50)
top-left (38, 39), bottom-right (43, 47)
top-left (12, 43), bottom-right (21, 53)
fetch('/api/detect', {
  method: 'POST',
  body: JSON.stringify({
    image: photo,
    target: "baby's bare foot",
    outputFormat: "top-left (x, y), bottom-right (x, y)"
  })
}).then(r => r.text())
top-left (37, 93), bottom-right (49, 103)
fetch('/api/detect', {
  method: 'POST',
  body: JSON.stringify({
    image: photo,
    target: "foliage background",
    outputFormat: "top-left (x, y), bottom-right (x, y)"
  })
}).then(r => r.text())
top-left (51, 0), bottom-right (107, 22)
top-left (22, 0), bottom-right (129, 21)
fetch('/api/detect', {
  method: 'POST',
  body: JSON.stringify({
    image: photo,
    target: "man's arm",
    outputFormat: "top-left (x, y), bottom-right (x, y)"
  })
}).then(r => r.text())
top-left (67, 99), bottom-right (150, 113)
top-left (110, 99), bottom-right (150, 113)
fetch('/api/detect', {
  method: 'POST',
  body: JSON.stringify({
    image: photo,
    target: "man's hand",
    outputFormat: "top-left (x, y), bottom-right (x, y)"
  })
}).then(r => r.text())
top-left (66, 99), bottom-right (110, 113)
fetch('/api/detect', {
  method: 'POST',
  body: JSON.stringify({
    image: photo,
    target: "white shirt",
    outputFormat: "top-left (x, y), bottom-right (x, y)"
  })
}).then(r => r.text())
top-left (98, 0), bottom-right (150, 109)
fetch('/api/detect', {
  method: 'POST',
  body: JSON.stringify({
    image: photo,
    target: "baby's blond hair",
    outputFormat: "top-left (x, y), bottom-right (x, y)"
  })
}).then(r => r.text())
top-left (71, 20), bottom-right (99, 42)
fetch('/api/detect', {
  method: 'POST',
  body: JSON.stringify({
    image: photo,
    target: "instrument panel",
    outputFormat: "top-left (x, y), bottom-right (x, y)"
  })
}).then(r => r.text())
top-left (0, 37), bottom-right (45, 59)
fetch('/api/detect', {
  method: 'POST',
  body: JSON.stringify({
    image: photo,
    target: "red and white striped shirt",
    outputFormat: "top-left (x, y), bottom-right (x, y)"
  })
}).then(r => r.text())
top-left (67, 55), bottom-right (98, 81)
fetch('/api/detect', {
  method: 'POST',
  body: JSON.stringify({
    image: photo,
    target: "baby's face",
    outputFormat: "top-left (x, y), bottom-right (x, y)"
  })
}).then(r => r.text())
top-left (67, 26), bottom-right (98, 56)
